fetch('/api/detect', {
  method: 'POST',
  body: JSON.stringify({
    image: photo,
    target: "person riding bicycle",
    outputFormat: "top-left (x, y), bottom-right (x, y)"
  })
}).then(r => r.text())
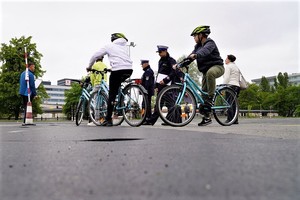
top-left (187, 25), bottom-right (224, 126)
top-left (87, 33), bottom-right (133, 127)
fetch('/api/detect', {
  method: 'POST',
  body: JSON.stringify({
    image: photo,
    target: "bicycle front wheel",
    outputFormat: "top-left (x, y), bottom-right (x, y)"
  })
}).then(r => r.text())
top-left (75, 98), bottom-right (84, 126)
top-left (121, 84), bottom-right (148, 127)
top-left (213, 87), bottom-right (239, 126)
top-left (156, 85), bottom-right (196, 127)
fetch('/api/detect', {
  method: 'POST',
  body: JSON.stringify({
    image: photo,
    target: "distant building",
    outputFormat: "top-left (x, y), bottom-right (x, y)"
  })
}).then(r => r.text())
top-left (39, 78), bottom-right (80, 119)
top-left (251, 73), bottom-right (300, 86)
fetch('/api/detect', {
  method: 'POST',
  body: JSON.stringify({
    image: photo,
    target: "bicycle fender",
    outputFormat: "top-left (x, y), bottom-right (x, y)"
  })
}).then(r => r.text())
top-left (126, 83), bottom-right (148, 95)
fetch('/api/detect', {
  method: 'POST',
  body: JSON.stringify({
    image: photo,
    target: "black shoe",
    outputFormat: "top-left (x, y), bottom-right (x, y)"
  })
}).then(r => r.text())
top-left (161, 122), bottom-right (169, 126)
top-left (102, 119), bottom-right (113, 127)
top-left (142, 121), bottom-right (152, 125)
top-left (198, 118), bottom-right (212, 126)
top-left (233, 121), bottom-right (239, 124)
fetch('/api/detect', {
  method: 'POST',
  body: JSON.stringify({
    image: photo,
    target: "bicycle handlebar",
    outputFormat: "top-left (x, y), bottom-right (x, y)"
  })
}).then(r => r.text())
top-left (86, 68), bottom-right (112, 74)
top-left (176, 57), bottom-right (194, 68)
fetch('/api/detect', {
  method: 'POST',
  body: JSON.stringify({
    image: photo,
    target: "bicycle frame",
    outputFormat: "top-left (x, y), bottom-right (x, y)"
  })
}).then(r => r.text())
top-left (175, 72), bottom-right (232, 110)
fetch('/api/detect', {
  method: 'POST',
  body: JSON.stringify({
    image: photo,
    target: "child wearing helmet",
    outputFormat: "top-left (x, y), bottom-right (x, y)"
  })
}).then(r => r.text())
top-left (188, 25), bottom-right (225, 126)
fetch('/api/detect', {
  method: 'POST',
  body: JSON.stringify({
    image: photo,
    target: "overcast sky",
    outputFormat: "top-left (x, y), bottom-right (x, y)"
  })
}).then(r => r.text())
top-left (1, 0), bottom-right (299, 84)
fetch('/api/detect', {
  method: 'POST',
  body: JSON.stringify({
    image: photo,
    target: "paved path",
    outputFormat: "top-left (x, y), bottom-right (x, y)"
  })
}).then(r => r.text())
top-left (0, 118), bottom-right (299, 200)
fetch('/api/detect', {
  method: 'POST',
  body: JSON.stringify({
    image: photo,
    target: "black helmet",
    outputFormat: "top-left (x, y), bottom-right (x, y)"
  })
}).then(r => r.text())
top-left (190, 25), bottom-right (211, 36)
top-left (111, 33), bottom-right (128, 42)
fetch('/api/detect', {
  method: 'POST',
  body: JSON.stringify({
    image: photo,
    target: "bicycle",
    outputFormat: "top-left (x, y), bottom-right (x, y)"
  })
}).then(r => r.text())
top-left (156, 58), bottom-right (239, 127)
top-left (90, 71), bottom-right (149, 127)
top-left (87, 69), bottom-right (124, 126)
top-left (75, 76), bottom-right (93, 126)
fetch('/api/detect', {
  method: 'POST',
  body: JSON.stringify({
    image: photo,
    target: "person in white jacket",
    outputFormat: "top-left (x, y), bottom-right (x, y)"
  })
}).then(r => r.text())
top-left (88, 33), bottom-right (133, 126)
top-left (223, 54), bottom-right (240, 124)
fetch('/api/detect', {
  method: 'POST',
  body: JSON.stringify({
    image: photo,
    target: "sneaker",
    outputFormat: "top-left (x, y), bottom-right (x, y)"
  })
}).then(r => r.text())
top-left (87, 122), bottom-right (96, 126)
top-left (161, 122), bottom-right (169, 126)
top-left (101, 119), bottom-right (113, 127)
top-left (142, 121), bottom-right (152, 125)
top-left (198, 117), bottom-right (212, 126)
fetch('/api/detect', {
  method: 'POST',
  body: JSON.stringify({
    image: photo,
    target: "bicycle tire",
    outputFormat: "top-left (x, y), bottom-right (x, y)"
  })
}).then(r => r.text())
top-left (75, 98), bottom-right (84, 126)
top-left (89, 90), bottom-right (124, 126)
top-left (156, 85), bottom-right (197, 127)
top-left (121, 84), bottom-right (148, 127)
top-left (88, 90), bottom-right (108, 126)
top-left (213, 87), bottom-right (239, 126)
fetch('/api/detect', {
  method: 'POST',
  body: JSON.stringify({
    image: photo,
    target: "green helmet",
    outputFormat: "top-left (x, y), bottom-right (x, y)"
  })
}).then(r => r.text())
top-left (111, 33), bottom-right (128, 42)
top-left (190, 26), bottom-right (211, 36)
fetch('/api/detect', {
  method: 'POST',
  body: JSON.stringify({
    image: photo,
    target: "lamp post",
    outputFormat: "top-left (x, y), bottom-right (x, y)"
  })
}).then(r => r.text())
top-left (127, 42), bottom-right (136, 57)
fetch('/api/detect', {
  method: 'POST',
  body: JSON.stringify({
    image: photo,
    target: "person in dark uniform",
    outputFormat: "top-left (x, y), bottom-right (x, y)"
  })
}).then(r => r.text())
top-left (146, 45), bottom-right (183, 125)
top-left (140, 60), bottom-right (155, 124)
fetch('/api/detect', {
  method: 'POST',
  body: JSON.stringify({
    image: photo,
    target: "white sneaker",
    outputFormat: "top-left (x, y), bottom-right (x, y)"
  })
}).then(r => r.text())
top-left (87, 122), bottom-right (96, 126)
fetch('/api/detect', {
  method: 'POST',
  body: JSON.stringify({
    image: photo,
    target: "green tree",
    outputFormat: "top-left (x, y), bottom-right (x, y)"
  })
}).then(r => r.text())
top-left (0, 36), bottom-right (47, 119)
top-left (270, 85), bottom-right (300, 117)
top-left (276, 72), bottom-right (289, 89)
top-left (260, 76), bottom-right (270, 92)
top-left (63, 83), bottom-right (82, 119)
top-left (239, 83), bottom-right (261, 110)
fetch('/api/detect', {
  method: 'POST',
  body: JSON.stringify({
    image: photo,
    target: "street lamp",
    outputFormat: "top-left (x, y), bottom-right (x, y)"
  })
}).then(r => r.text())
top-left (127, 42), bottom-right (136, 57)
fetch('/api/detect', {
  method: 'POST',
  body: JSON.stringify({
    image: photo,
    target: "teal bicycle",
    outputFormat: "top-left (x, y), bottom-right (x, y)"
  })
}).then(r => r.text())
top-left (156, 58), bottom-right (239, 127)
top-left (88, 70), bottom-right (149, 127)
top-left (75, 76), bottom-right (93, 126)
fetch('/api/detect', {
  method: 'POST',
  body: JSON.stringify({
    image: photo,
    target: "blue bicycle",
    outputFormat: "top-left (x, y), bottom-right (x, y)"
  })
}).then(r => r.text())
top-left (75, 76), bottom-right (93, 126)
top-left (156, 58), bottom-right (239, 127)
top-left (89, 71), bottom-right (149, 127)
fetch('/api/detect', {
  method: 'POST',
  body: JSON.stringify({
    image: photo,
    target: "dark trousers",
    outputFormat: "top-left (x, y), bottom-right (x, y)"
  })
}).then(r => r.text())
top-left (106, 69), bottom-right (133, 121)
top-left (21, 95), bottom-right (34, 123)
top-left (148, 84), bottom-right (167, 124)
top-left (227, 85), bottom-right (240, 123)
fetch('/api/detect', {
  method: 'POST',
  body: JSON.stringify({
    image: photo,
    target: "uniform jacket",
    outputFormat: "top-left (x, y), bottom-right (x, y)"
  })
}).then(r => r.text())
top-left (141, 65), bottom-right (155, 96)
top-left (157, 53), bottom-right (183, 86)
top-left (192, 38), bottom-right (223, 73)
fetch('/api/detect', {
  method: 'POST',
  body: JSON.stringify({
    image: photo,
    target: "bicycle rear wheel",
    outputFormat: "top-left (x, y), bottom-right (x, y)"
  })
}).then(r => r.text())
top-left (75, 98), bottom-right (84, 126)
top-left (156, 85), bottom-right (196, 127)
top-left (213, 87), bottom-right (239, 126)
top-left (121, 84), bottom-right (148, 127)
top-left (88, 91), bottom-right (107, 126)
top-left (89, 90), bottom-right (124, 126)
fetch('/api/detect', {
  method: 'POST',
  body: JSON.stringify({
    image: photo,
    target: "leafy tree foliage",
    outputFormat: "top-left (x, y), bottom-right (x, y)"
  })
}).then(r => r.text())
top-left (62, 83), bottom-right (82, 119)
top-left (260, 76), bottom-right (270, 92)
top-left (0, 36), bottom-right (48, 119)
top-left (239, 72), bottom-right (300, 117)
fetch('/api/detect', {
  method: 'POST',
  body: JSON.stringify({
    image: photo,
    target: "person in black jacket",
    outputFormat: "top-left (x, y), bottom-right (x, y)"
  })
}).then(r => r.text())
top-left (188, 25), bottom-right (224, 126)
top-left (140, 60), bottom-right (154, 123)
top-left (146, 45), bottom-right (183, 125)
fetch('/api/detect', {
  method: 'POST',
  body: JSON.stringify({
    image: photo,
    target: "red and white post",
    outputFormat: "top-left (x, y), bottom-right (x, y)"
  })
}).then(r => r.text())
top-left (24, 47), bottom-right (34, 125)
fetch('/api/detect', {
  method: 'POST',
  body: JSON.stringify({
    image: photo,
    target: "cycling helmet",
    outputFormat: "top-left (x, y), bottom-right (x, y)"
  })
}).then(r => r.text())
top-left (190, 26), bottom-right (211, 36)
top-left (111, 33), bottom-right (128, 42)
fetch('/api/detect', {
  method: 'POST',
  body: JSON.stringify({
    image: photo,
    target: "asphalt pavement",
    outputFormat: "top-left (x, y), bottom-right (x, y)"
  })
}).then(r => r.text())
top-left (0, 117), bottom-right (299, 200)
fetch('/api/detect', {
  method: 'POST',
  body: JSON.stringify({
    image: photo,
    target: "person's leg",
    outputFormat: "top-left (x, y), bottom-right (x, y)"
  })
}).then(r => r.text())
top-left (206, 65), bottom-right (224, 98)
top-left (22, 95), bottom-right (28, 124)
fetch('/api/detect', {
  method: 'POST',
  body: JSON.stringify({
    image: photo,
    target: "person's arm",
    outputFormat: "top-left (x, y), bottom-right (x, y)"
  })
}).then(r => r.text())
top-left (88, 46), bottom-right (107, 69)
top-left (29, 73), bottom-right (37, 97)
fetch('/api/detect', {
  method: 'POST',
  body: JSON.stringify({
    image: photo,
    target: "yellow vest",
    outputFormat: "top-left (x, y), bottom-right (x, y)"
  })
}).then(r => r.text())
top-left (90, 61), bottom-right (108, 86)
